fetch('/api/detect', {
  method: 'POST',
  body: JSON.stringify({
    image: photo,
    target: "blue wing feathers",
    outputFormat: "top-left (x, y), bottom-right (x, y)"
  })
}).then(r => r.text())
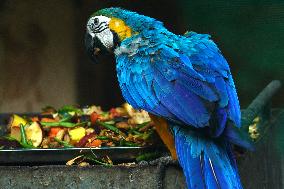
top-left (186, 144), bottom-right (206, 188)
top-left (174, 126), bottom-right (243, 189)
top-left (209, 107), bottom-right (228, 137)
top-left (214, 77), bottom-right (229, 107)
top-left (203, 154), bottom-right (219, 189)
top-left (127, 74), bottom-right (144, 107)
top-left (173, 83), bottom-right (210, 126)
top-left (120, 83), bottom-right (139, 109)
top-left (177, 73), bottom-right (218, 102)
top-left (152, 66), bottom-right (210, 126)
top-left (225, 77), bottom-right (241, 127)
top-left (116, 31), bottom-right (241, 131)
top-left (132, 74), bottom-right (152, 107)
top-left (223, 122), bottom-right (254, 150)
top-left (152, 79), bottom-right (193, 123)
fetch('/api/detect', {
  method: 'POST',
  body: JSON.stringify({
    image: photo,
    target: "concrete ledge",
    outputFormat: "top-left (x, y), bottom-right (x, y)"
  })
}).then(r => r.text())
top-left (0, 165), bottom-right (185, 189)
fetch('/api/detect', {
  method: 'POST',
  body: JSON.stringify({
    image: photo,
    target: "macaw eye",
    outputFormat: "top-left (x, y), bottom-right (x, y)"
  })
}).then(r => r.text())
top-left (94, 18), bottom-right (99, 25)
top-left (88, 18), bottom-right (100, 30)
top-left (87, 16), bottom-right (110, 34)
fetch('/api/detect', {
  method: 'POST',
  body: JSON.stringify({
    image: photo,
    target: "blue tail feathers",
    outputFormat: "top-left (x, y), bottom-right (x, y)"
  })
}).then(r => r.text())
top-left (173, 126), bottom-right (243, 189)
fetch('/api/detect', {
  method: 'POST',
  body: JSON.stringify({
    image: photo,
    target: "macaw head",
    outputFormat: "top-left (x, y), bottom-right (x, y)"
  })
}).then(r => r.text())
top-left (85, 7), bottom-right (162, 63)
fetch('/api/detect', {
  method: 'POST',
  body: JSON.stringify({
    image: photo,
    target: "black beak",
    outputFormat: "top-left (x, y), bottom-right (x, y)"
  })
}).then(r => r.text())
top-left (84, 32), bottom-right (102, 64)
top-left (85, 31), bottom-right (119, 63)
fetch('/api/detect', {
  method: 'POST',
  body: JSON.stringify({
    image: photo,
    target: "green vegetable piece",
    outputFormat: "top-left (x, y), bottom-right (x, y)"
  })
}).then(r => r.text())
top-left (54, 138), bottom-right (74, 148)
top-left (101, 112), bottom-right (109, 116)
top-left (129, 121), bottom-right (150, 134)
top-left (132, 130), bottom-right (143, 135)
top-left (4, 136), bottom-right (18, 141)
top-left (119, 140), bottom-right (138, 147)
top-left (58, 105), bottom-right (83, 115)
top-left (96, 136), bottom-right (109, 140)
top-left (142, 129), bottom-right (154, 140)
top-left (41, 121), bottom-right (89, 128)
top-left (96, 121), bottom-right (121, 134)
top-left (19, 124), bottom-right (33, 149)
top-left (104, 120), bottom-right (115, 125)
top-left (84, 154), bottom-right (112, 166)
top-left (59, 114), bottom-right (73, 122)
top-left (20, 124), bottom-right (27, 144)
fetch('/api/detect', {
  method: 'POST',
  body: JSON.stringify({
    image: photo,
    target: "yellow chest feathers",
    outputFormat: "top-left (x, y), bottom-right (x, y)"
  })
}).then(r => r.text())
top-left (109, 18), bottom-right (133, 41)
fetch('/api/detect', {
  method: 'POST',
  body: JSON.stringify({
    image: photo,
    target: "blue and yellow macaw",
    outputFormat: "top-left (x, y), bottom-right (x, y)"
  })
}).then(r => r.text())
top-left (85, 8), bottom-right (253, 189)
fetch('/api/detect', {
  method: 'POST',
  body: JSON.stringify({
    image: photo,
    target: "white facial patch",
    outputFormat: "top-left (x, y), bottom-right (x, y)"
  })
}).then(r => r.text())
top-left (96, 28), bottom-right (114, 49)
top-left (87, 16), bottom-right (114, 50)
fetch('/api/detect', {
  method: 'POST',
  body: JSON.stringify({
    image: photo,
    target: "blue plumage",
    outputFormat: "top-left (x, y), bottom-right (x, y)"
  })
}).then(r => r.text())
top-left (173, 125), bottom-right (243, 188)
top-left (111, 9), bottom-right (244, 188)
top-left (87, 8), bottom-right (254, 189)
top-left (115, 30), bottom-right (234, 129)
top-left (114, 28), bottom-right (245, 188)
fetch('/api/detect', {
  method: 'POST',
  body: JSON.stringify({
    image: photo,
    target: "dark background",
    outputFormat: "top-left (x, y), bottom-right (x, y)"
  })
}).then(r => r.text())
top-left (0, 0), bottom-right (283, 112)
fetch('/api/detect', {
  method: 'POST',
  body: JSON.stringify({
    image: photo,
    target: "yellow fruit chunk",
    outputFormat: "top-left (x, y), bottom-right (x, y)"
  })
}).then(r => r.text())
top-left (9, 114), bottom-right (28, 141)
top-left (69, 127), bottom-right (86, 142)
top-left (10, 114), bottom-right (27, 127)
top-left (25, 122), bottom-right (43, 147)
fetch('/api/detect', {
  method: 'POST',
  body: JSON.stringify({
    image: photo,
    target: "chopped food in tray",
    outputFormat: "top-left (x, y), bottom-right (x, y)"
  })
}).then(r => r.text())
top-left (0, 103), bottom-right (155, 149)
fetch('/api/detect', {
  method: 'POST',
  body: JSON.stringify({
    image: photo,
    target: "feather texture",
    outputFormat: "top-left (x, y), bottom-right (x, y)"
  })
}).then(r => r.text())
top-left (173, 126), bottom-right (243, 189)
top-left (116, 29), bottom-right (241, 131)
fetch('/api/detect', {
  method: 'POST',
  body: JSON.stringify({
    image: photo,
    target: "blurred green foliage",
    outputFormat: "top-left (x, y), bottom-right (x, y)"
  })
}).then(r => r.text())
top-left (178, 0), bottom-right (284, 107)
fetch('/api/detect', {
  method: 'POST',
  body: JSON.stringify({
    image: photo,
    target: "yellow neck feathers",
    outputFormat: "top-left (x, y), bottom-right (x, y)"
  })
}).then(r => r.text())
top-left (109, 18), bottom-right (133, 41)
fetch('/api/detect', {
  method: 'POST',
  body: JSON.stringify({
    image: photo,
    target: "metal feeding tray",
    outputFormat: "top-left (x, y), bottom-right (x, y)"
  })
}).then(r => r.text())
top-left (0, 113), bottom-right (162, 165)
top-left (0, 147), bottom-right (156, 164)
